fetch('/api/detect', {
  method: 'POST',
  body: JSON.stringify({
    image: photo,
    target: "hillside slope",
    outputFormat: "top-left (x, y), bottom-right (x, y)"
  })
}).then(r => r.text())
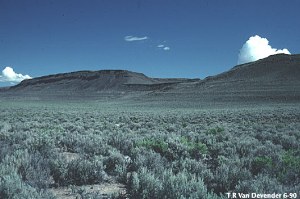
top-left (148, 54), bottom-right (300, 103)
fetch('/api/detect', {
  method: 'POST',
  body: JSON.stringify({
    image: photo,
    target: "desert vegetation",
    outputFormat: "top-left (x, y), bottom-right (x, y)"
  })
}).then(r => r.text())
top-left (0, 101), bottom-right (299, 198)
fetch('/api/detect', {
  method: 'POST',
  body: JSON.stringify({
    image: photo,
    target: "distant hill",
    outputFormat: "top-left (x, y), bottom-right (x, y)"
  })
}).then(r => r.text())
top-left (151, 53), bottom-right (300, 103)
top-left (1, 70), bottom-right (196, 100)
top-left (11, 70), bottom-right (157, 91)
top-left (1, 54), bottom-right (299, 103)
top-left (205, 54), bottom-right (300, 82)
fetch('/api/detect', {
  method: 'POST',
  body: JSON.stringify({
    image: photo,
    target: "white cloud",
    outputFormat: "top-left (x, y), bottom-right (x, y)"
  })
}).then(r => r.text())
top-left (238, 35), bottom-right (291, 64)
top-left (157, 44), bottom-right (170, 51)
top-left (0, 66), bottom-right (32, 83)
top-left (124, 35), bottom-right (148, 42)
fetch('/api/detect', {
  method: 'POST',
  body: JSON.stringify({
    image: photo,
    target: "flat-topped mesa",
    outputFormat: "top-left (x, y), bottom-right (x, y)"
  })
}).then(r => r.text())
top-left (15, 70), bottom-right (154, 87)
top-left (8, 69), bottom-right (194, 94)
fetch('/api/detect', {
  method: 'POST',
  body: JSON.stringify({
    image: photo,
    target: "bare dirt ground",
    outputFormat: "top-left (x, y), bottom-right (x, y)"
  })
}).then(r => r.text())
top-left (49, 183), bottom-right (126, 199)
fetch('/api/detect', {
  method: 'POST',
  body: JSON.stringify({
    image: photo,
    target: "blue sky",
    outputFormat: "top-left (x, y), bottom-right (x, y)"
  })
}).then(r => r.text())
top-left (0, 0), bottom-right (299, 86)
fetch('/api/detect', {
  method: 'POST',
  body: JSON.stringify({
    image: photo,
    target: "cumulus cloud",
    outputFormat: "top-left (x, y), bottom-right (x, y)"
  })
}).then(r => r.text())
top-left (157, 44), bottom-right (170, 51)
top-left (124, 35), bottom-right (148, 42)
top-left (0, 66), bottom-right (32, 83)
top-left (238, 35), bottom-right (291, 64)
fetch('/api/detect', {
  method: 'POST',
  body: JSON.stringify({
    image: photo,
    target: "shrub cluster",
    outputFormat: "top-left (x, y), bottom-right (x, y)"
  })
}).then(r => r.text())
top-left (0, 102), bottom-right (299, 198)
